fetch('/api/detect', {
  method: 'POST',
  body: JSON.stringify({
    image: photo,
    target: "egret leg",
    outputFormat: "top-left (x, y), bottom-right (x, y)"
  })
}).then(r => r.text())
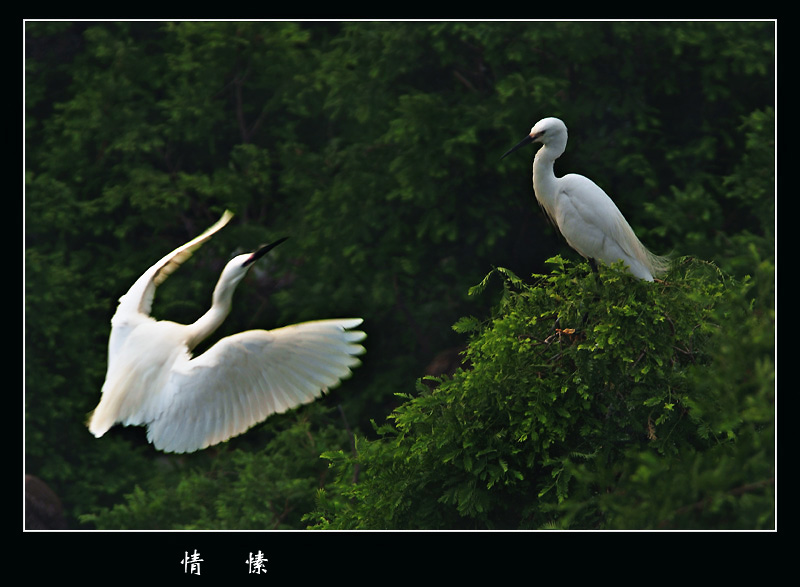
top-left (581, 258), bottom-right (602, 327)
top-left (588, 257), bottom-right (602, 285)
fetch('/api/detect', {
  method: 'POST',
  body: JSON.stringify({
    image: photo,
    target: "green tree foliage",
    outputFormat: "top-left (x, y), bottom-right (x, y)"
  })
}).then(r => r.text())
top-left (25, 21), bottom-right (773, 529)
top-left (308, 257), bottom-right (774, 529)
top-left (83, 411), bottom-right (351, 529)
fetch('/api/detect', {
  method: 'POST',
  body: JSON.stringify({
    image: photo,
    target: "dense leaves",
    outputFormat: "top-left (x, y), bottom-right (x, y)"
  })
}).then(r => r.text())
top-left (83, 412), bottom-right (351, 530)
top-left (25, 21), bottom-right (774, 530)
top-left (309, 257), bottom-right (774, 529)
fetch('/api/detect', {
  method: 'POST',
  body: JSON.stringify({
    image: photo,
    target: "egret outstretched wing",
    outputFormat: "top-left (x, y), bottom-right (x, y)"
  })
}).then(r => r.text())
top-left (145, 318), bottom-right (366, 453)
top-left (89, 210), bottom-right (366, 453)
top-left (118, 210), bottom-right (234, 321)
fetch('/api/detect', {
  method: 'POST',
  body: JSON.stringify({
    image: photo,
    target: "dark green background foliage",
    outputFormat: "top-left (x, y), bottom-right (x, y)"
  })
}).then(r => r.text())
top-left (25, 21), bottom-right (774, 530)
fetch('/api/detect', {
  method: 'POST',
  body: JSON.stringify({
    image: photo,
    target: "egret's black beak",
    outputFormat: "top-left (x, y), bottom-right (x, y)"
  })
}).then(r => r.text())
top-left (501, 134), bottom-right (535, 160)
top-left (244, 237), bottom-right (289, 267)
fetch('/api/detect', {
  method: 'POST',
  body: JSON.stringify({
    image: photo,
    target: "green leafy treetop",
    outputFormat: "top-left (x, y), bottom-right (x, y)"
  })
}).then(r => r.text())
top-left (307, 256), bottom-right (774, 530)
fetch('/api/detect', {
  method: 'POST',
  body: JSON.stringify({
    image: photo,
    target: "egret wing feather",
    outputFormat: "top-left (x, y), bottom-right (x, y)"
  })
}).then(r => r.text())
top-left (555, 175), bottom-right (633, 256)
top-left (116, 210), bottom-right (234, 321)
top-left (146, 319), bottom-right (366, 453)
top-left (555, 175), bottom-right (665, 280)
top-left (89, 320), bottom-right (189, 437)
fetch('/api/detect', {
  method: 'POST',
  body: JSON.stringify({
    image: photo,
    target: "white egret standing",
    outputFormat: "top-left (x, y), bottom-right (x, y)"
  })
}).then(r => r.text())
top-left (88, 210), bottom-right (366, 453)
top-left (502, 117), bottom-right (668, 281)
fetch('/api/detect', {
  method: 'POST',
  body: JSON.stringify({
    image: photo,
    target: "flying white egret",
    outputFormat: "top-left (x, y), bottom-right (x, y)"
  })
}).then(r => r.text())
top-left (502, 117), bottom-right (668, 281)
top-left (87, 210), bottom-right (366, 454)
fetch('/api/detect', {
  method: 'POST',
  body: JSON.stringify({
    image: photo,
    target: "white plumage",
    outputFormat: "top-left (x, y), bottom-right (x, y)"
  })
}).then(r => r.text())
top-left (88, 211), bottom-right (366, 453)
top-left (503, 117), bottom-right (668, 281)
